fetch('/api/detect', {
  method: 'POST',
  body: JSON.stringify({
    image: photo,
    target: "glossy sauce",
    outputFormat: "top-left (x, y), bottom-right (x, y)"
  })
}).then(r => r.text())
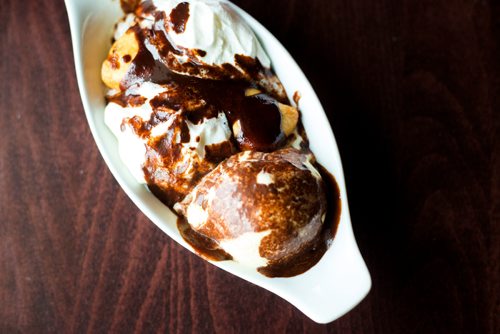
top-left (177, 217), bottom-right (233, 261)
top-left (177, 164), bottom-right (341, 278)
top-left (120, 0), bottom-right (141, 13)
top-left (258, 164), bottom-right (341, 277)
top-left (169, 2), bottom-right (190, 33)
top-left (116, 24), bottom-right (284, 153)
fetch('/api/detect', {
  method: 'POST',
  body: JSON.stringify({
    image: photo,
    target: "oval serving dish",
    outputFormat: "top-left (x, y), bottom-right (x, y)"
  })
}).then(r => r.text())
top-left (64, 0), bottom-right (371, 323)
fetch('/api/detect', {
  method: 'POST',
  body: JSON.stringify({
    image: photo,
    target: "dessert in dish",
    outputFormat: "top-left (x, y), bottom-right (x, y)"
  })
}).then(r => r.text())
top-left (102, 0), bottom-right (341, 277)
top-left (174, 148), bottom-right (340, 277)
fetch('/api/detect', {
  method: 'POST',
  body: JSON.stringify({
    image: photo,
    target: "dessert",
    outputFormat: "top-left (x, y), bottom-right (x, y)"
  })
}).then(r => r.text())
top-left (102, 0), bottom-right (341, 277)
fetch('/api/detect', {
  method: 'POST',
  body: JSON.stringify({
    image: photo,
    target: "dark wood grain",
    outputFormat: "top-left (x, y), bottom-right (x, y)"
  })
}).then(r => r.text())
top-left (1, 0), bottom-right (498, 333)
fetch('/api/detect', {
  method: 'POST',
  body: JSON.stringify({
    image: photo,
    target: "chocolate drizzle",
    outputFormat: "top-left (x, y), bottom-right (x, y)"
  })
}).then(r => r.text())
top-left (293, 91), bottom-right (301, 106)
top-left (122, 54), bottom-right (132, 63)
top-left (120, 23), bottom-right (285, 153)
top-left (106, 93), bottom-right (146, 108)
top-left (120, 0), bottom-right (141, 14)
top-left (258, 164), bottom-right (341, 277)
top-left (170, 2), bottom-right (190, 33)
top-left (177, 217), bottom-right (233, 261)
top-left (136, 0), bottom-right (157, 16)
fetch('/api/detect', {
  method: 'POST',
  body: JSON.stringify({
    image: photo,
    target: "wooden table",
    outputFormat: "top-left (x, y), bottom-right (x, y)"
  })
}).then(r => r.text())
top-left (1, 0), bottom-right (498, 332)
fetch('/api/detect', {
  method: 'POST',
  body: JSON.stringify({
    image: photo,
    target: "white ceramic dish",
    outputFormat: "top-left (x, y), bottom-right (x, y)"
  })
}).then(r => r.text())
top-left (64, 0), bottom-right (371, 323)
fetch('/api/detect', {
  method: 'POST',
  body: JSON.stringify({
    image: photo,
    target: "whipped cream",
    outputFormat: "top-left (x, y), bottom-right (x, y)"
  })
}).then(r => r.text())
top-left (115, 0), bottom-right (271, 73)
top-left (104, 82), bottom-right (167, 183)
top-left (105, 0), bottom-right (279, 186)
top-left (176, 183), bottom-right (272, 269)
top-left (104, 82), bottom-right (232, 184)
top-left (150, 0), bottom-right (271, 68)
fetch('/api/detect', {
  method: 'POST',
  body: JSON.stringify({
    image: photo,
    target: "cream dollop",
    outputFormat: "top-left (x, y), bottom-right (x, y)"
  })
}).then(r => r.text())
top-left (150, 0), bottom-right (271, 68)
top-left (104, 82), bottom-right (232, 184)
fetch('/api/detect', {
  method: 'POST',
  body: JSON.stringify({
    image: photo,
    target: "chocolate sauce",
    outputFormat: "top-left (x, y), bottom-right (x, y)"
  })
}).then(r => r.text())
top-left (120, 0), bottom-right (141, 13)
top-left (177, 217), bottom-right (233, 261)
top-left (318, 164), bottom-right (342, 239)
top-left (106, 93), bottom-right (146, 108)
top-left (122, 54), bottom-right (132, 63)
top-left (293, 91), bottom-right (301, 106)
top-left (170, 2), bottom-right (190, 34)
top-left (121, 24), bottom-right (285, 154)
top-left (204, 141), bottom-right (235, 163)
top-left (258, 165), bottom-right (341, 277)
top-left (176, 163), bottom-right (341, 278)
top-left (234, 54), bottom-right (264, 79)
top-left (136, 0), bottom-right (157, 16)
top-left (196, 49), bottom-right (207, 57)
